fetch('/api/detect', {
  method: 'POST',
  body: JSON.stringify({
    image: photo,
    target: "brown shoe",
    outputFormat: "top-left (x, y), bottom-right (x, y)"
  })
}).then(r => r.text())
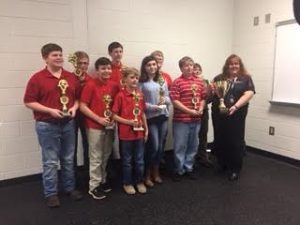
top-left (145, 178), bottom-right (154, 187)
top-left (136, 183), bottom-right (147, 194)
top-left (46, 195), bottom-right (60, 208)
top-left (153, 176), bottom-right (163, 184)
top-left (123, 185), bottom-right (136, 195)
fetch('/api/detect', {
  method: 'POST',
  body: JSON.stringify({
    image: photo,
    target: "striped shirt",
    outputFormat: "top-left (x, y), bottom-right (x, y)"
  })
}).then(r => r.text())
top-left (170, 74), bottom-right (206, 122)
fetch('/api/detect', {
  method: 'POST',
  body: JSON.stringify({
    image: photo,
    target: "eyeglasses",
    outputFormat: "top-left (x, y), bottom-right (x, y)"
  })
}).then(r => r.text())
top-left (78, 62), bottom-right (89, 65)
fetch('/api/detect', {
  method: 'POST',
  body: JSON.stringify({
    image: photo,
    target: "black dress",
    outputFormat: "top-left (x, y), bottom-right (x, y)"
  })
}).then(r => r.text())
top-left (211, 74), bottom-right (255, 173)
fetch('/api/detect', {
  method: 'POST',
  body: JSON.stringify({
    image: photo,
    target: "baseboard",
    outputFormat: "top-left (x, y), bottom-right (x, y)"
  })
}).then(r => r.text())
top-left (246, 146), bottom-right (300, 167)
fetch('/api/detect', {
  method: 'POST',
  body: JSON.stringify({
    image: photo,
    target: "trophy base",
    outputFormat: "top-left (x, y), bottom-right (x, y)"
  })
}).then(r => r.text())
top-left (62, 111), bottom-right (70, 117)
top-left (219, 107), bottom-right (229, 115)
top-left (133, 127), bottom-right (144, 131)
top-left (105, 125), bottom-right (115, 130)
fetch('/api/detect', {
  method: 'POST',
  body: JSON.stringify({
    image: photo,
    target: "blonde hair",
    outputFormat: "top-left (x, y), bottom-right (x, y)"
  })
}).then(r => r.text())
top-left (121, 67), bottom-right (139, 79)
top-left (151, 50), bottom-right (164, 58)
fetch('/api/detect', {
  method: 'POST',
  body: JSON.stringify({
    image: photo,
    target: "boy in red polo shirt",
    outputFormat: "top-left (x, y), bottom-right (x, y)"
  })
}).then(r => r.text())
top-left (108, 41), bottom-right (124, 87)
top-left (80, 57), bottom-right (119, 200)
top-left (112, 67), bottom-right (148, 195)
top-left (23, 43), bottom-right (82, 208)
top-left (169, 56), bottom-right (206, 181)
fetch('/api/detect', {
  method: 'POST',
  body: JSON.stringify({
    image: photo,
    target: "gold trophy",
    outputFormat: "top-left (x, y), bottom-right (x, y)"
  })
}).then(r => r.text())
top-left (132, 91), bottom-right (144, 131)
top-left (103, 94), bottom-right (114, 130)
top-left (191, 83), bottom-right (199, 110)
top-left (215, 80), bottom-right (230, 114)
top-left (157, 75), bottom-right (167, 109)
top-left (68, 53), bottom-right (84, 82)
top-left (57, 79), bottom-right (70, 117)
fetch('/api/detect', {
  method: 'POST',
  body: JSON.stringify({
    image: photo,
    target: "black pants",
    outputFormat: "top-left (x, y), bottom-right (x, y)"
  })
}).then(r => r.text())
top-left (212, 107), bottom-right (247, 173)
top-left (197, 107), bottom-right (209, 154)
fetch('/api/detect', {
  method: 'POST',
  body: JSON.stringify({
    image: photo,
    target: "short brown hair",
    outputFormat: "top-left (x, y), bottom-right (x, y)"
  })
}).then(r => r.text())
top-left (108, 42), bottom-right (123, 53)
top-left (41, 43), bottom-right (62, 58)
top-left (179, 56), bottom-right (194, 69)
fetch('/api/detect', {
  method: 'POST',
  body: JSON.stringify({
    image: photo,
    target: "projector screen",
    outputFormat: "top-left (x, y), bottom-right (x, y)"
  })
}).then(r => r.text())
top-left (271, 20), bottom-right (300, 105)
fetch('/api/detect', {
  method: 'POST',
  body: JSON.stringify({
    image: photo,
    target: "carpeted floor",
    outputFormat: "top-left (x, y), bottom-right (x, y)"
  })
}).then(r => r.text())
top-left (1, 152), bottom-right (300, 225)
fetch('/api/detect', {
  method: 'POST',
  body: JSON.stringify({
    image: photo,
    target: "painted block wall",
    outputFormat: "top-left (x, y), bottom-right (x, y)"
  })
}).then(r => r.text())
top-left (0, 0), bottom-right (234, 180)
top-left (233, 0), bottom-right (300, 160)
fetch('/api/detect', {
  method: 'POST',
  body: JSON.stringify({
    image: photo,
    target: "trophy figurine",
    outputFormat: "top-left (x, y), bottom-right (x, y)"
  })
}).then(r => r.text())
top-left (103, 94), bottom-right (114, 130)
top-left (215, 80), bottom-right (230, 115)
top-left (57, 79), bottom-right (70, 117)
top-left (191, 84), bottom-right (199, 110)
top-left (68, 53), bottom-right (84, 82)
top-left (132, 91), bottom-right (144, 131)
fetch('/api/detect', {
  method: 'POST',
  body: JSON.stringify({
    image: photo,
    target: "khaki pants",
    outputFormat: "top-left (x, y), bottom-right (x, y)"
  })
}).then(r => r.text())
top-left (87, 128), bottom-right (114, 191)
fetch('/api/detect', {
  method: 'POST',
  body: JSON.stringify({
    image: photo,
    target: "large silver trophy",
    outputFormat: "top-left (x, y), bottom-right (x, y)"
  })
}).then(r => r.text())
top-left (215, 80), bottom-right (230, 115)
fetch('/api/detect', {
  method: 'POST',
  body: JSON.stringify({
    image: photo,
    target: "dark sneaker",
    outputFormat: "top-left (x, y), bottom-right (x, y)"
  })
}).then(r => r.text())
top-left (89, 187), bottom-right (106, 200)
top-left (46, 195), bottom-right (60, 208)
top-left (186, 171), bottom-right (197, 180)
top-left (100, 182), bottom-right (112, 193)
top-left (68, 190), bottom-right (83, 201)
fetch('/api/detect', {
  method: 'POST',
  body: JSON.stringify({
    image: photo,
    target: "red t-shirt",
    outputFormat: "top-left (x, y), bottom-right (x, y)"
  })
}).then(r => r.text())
top-left (24, 67), bottom-right (79, 122)
top-left (161, 71), bottom-right (173, 90)
top-left (80, 78), bottom-right (119, 129)
top-left (170, 74), bottom-right (206, 122)
top-left (112, 89), bottom-right (146, 140)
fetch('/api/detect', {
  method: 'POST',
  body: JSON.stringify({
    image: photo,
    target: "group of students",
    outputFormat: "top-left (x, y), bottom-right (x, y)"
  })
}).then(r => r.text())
top-left (23, 41), bottom-right (255, 208)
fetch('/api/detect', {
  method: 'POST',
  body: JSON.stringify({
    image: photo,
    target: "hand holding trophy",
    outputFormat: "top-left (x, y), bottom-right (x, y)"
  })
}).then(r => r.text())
top-left (57, 79), bottom-right (70, 117)
top-left (103, 94), bottom-right (114, 129)
top-left (132, 90), bottom-right (144, 131)
top-left (214, 80), bottom-right (230, 115)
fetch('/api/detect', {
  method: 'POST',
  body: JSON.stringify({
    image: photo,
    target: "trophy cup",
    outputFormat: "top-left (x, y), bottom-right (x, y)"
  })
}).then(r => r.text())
top-left (132, 91), bottom-right (144, 131)
top-left (191, 83), bottom-right (199, 110)
top-left (215, 80), bottom-right (230, 115)
top-left (57, 79), bottom-right (70, 117)
top-left (103, 94), bottom-right (114, 130)
top-left (68, 54), bottom-right (84, 82)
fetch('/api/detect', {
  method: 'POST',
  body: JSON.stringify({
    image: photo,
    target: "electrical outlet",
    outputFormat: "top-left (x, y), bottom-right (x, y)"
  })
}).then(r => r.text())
top-left (269, 126), bottom-right (275, 135)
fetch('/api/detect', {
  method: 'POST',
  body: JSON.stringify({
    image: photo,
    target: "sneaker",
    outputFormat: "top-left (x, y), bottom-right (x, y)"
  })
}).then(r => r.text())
top-left (67, 190), bottom-right (83, 201)
top-left (46, 195), bottom-right (60, 208)
top-left (100, 182), bottom-right (112, 193)
top-left (186, 171), bottom-right (197, 180)
top-left (136, 183), bottom-right (147, 194)
top-left (123, 185), bottom-right (136, 195)
top-left (89, 187), bottom-right (106, 200)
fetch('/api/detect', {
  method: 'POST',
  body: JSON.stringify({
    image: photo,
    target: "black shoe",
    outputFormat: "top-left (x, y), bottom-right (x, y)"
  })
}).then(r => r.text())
top-left (89, 187), bottom-right (106, 200)
top-left (228, 172), bottom-right (239, 181)
top-left (100, 182), bottom-right (112, 193)
top-left (172, 173), bottom-right (183, 182)
top-left (68, 190), bottom-right (83, 201)
top-left (186, 171), bottom-right (197, 180)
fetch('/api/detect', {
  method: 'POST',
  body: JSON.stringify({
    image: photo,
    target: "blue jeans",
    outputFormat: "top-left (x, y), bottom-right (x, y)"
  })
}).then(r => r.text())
top-left (120, 139), bottom-right (145, 185)
top-left (36, 120), bottom-right (76, 197)
top-left (173, 122), bottom-right (201, 175)
top-left (145, 116), bottom-right (168, 168)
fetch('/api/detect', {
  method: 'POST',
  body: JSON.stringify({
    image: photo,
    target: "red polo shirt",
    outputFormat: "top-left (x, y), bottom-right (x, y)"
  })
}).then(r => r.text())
top-left (24, 67), bottom-right (79, 122)
top-left (80, 78), bottom-right (119, 129)
top-left (170, 74), bottom-right (206, 122)
top-left (112, 89), bottom-right (146, 140)
top-left (111, 63), bottom-right (122, 85)
top-left (74, 72), bottom-right (93, 95)
top-left (161, 71), bottom-right (173, 90)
